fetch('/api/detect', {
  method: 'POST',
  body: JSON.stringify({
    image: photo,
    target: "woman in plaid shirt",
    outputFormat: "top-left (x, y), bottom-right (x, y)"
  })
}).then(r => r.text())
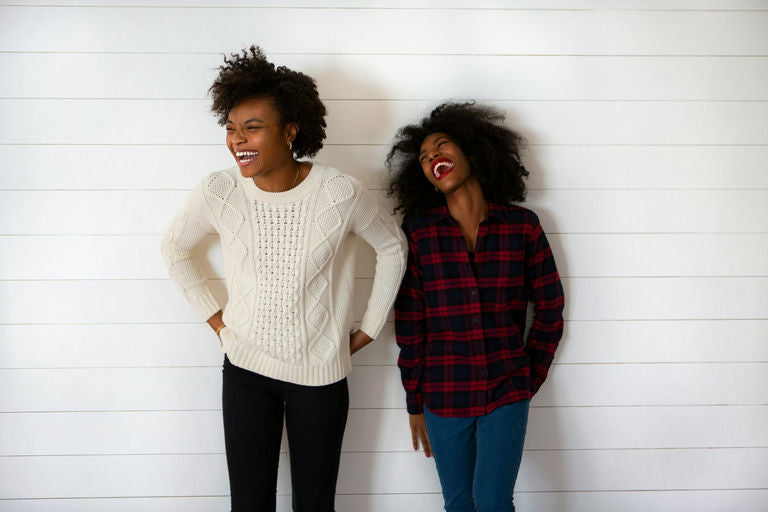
top-left (387, 102), bottom-right (565, 512)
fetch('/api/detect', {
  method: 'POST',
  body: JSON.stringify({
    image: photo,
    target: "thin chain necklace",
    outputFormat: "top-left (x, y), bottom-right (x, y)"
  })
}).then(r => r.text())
top-left (290, 162), bottom-right (302, 190)
top-left (252, 162), bottom-right (302, 192)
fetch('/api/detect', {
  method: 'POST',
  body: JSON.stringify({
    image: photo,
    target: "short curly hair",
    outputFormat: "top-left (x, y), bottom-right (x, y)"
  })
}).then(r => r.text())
top-left (386, 102), bottom-right (529, 216)
top-left (208, 46), bottom-right (327, 158)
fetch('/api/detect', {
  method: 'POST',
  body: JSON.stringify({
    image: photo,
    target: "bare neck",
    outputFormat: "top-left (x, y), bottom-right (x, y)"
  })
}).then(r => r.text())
top-left (445, 177), bottom-right (488, 252)
top-left (445, 177), bottom-right (488, 227)
top-left (252, 158), bottom-right (305, 193)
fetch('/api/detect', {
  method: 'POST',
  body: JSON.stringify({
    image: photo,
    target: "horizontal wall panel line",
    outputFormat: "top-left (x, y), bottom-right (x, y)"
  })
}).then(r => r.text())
top-left (506, 489), bottom-right (768, 495)
top-left (0, 402), bottom-right (768, 414)
top-left (3, 188), bottom-right (768, 192)
top-left (2, 404), bottom-right (765, 414)
top-left (2, 143), bottom-right (768, 147)
top-left (4, 98), bottom-right (768, 103)
top-left (1, 5), bottom-right (768, 11)
top-left (3, 446), bottom-right (767, 459)
top-left (0, 491), bottom-right (766, 499)
top-left (2, 361), bottom-right (765, 370)
top-left (4, 188), bottom-right (768, 192)
top-left (1, 232), bottom-right (767, 236)
top-left (5, 97), bottom-right (768, 102)
top-left (0, 489), bottom-right (766, 499)
top-left (550, 232), bottom-right (768, 235)
top-left (4, 232), bottom-right (768, 236)
top-left (3, 318), bottom-right (768, 325)
top-left (6, 275), bottom-right (768, 282)
top-left (1, 489), bottom-right (765, 501)
top-left (2, 51), bottom-right (768, 57)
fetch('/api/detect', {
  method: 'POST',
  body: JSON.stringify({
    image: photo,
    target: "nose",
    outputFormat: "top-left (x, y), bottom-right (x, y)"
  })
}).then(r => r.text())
top-left (428, 150), bottom-right (440, 162)
top-left (231, 128), bottom-right (247, 144)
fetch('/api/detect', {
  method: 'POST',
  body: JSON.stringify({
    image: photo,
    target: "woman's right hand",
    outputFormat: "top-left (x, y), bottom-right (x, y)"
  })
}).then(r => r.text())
top-left (409, 413), bottom-right (433, 458)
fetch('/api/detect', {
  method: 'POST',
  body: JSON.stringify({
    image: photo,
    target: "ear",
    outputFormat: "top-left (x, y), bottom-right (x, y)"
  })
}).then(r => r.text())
top-left (285, 122), bottom-right (299, 144)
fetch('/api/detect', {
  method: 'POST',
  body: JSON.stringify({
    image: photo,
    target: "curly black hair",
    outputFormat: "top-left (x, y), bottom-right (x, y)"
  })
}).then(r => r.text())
top-left (386, 102), bottom-right (529, 216)
top-left (208, 46), bottom-right (327, 158)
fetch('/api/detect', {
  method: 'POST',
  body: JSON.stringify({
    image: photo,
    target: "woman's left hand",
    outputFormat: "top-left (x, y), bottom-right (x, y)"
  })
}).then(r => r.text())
top-left (349, 330), bottom-right (373, 355)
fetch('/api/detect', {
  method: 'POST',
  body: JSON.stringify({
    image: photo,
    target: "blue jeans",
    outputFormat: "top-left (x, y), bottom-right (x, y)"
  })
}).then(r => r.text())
top-left (424, 399), bottom-right (530, 512)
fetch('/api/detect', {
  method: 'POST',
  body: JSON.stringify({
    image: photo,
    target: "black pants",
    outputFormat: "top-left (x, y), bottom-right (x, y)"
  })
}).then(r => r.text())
top-left (222, 356), bottom-right (349, 512)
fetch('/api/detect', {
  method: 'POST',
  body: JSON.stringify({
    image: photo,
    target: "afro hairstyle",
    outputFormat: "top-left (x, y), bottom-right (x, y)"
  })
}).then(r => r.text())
top-left (209, 45), bottom-right (327, 158)
top-left (386, 102), bottom-right (529, 216)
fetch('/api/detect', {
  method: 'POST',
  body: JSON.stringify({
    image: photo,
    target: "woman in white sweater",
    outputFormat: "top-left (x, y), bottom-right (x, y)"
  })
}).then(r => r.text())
top-left (161, 46), bottom-right (407, 512)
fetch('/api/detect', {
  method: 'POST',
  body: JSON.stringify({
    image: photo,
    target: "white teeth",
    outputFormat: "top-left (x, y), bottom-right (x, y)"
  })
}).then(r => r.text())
top-left (235, 151), bottom-right (258, 157)
top-left (432, 161), bottom-right (453, 178)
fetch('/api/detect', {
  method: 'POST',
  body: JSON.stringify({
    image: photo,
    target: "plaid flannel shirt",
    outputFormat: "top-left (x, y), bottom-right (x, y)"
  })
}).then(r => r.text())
top-left (395, 203), bottom-right (564, 417)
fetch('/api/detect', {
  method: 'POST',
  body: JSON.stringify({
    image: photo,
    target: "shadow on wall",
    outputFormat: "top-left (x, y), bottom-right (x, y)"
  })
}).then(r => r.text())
top-left (518, 128), bottom-right (570, 507)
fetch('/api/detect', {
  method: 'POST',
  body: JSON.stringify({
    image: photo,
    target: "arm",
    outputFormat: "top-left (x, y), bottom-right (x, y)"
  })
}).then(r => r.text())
top-left (524, 213), bottom-right (565, 393)
top-left (395, 223), bottom-right (432, 457)
top-left (394, 224), bottom-right (427, 415)
top-left (348, 186), bottom-right (408, 343)
top-left (160, 180), bottom-right (222, 327)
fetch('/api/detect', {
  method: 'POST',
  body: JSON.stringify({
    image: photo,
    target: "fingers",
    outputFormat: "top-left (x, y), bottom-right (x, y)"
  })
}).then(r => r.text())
top-left (409, 414), bottom-right (433, 458)
top-left (420, 428), bottom-right (433, 458)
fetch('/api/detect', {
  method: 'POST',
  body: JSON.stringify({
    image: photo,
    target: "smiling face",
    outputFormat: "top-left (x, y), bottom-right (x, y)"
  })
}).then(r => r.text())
top-left (419, 132), bottom-right (474, 195)
top-left (225, 97), bottom-right (297, 179)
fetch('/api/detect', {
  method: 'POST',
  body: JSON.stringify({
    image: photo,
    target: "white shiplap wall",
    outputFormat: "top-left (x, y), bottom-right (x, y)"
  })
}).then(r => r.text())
top-left (1, 1), bottom-right (767, 510)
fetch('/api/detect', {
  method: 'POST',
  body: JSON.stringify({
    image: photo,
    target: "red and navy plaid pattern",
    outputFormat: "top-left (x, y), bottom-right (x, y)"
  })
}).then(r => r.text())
top-left (395, 203), bottom-right (565, 417)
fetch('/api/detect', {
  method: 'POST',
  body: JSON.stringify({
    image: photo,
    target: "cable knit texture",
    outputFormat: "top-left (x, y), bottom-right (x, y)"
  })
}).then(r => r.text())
top-left (162, 164), bottom-right (407, 386)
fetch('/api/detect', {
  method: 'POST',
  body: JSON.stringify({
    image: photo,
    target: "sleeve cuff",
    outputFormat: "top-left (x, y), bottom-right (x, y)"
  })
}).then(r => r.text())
top-left (359, 313), bottom-right (385, 341)
top-left (188, 288), bottom-right (222, 322)
top-left (406, 393), bottom-right (424, 414)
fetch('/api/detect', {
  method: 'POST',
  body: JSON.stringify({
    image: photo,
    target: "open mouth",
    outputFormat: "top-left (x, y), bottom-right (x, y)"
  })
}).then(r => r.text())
top-left (430, 158), bottom-right (455, 180)
top-left (235, 150), bottom-right (259, 166)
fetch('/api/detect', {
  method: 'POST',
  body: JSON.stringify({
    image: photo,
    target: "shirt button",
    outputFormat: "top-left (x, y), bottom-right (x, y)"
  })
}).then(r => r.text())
top-left (470, 289), bottom-right (477, 296)
top-left (473, 317), bottom-right (481, 324)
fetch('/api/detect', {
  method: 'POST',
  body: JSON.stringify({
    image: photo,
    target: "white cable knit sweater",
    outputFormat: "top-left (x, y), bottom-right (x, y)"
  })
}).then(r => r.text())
top-left (161, 164), bottom-right (407, 386)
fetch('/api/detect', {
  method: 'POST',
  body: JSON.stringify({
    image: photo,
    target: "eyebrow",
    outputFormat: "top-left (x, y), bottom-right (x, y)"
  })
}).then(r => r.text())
top-left (226, 117), bottom-right (265, 125)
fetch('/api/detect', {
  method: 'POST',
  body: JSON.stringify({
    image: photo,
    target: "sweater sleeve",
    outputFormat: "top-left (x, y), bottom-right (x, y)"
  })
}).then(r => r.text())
top-left (524, 212), bottom-right (565, 393)
top-left (347, 185), bottom-right (408, 340)
top-left (394, 221), bottom-right (427, 414)
top-left (160, 179), bottom-right (222, 321)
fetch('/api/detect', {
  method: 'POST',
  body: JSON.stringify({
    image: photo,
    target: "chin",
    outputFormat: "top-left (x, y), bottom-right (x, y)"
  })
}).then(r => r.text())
top-left (435, 178), bottom-right (458, 193)
top-left (237, 164), bottom-right (260, 179)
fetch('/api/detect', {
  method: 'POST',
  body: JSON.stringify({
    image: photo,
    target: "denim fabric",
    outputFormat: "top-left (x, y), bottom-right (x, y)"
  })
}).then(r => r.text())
top-left (424, 399), bottom-right (530, 512)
